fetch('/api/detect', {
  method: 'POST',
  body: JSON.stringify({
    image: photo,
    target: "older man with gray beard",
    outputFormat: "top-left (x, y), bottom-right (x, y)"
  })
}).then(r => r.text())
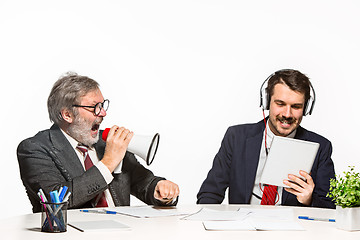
top-left (17, 72), bottom-right (179, 213)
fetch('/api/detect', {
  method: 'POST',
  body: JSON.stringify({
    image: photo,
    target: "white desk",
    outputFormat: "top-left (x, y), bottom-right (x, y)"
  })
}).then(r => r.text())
top-left (1, 205), bottom-right (359, 240)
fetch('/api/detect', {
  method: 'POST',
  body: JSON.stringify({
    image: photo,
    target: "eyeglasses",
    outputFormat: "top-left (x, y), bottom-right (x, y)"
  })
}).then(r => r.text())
top-left (72, 99), bottom-right (110, 116)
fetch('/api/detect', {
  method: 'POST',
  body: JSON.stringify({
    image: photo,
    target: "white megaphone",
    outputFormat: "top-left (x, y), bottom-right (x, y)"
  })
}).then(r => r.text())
top-left (102, 128), bottom-right (160, 166)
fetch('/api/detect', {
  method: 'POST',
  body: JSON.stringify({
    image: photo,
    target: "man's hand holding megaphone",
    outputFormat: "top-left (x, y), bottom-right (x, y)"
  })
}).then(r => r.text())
top-left (101, 125), bottom-right (134, 173)
top-left (101, 125), bottom-right (180, 203)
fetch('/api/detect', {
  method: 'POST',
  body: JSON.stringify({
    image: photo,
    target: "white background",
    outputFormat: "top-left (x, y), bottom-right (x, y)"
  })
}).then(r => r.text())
top-left (1, 0), bottom-right (359, 219)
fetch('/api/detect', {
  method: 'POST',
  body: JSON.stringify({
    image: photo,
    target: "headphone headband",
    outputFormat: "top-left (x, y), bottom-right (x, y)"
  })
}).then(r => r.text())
top-left (259, 69), bottom-right (316, 116)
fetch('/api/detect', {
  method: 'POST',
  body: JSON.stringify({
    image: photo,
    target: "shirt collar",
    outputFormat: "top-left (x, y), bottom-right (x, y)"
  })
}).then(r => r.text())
top-left (266, 120), bottom-right (297, 147)
top-left (60, 128), bottom-right (78, 149)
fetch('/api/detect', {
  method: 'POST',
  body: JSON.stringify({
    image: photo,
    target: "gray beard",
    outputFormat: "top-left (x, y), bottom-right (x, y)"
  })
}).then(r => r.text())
top-left (67, 116), bottom-right (100, 147)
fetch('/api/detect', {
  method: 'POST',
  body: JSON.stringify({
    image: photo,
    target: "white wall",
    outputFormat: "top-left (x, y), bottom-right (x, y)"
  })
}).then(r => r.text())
top-left (1, 0), bottom-right (359, 219)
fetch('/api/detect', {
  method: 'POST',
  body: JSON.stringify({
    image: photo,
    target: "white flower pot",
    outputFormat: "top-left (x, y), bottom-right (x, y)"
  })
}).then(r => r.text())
top-left (336, 206), bottom-right (360, 231)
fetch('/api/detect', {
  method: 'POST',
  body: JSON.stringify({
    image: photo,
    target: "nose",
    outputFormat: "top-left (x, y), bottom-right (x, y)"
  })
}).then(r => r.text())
top-left (98, 108), bottom-right (107, 117)
top-left (283, 105), bottom-right (292, 118)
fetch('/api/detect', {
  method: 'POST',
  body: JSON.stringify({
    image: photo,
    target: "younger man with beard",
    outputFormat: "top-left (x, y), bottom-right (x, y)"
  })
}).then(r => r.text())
top-left (17, 72), bottom-right (179, 213)
top-left (197, 69), bottom-right (335, 208)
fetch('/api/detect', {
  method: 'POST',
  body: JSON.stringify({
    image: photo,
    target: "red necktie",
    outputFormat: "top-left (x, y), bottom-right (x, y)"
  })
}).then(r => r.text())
top-left (261, 184), bottom-right (278, 205)
top-left (77, 145), bottom-right (108, 208)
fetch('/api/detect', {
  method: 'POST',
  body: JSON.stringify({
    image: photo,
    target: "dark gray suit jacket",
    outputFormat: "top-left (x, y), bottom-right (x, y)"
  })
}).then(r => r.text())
top-left (17, 124), bottom-right (169, 213)
top-left (197, 120), bottom-right (336, 209)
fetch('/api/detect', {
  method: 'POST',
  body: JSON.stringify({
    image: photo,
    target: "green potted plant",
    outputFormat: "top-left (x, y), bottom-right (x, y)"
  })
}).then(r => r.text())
top-left (327, 166), bottom-right (360, 231)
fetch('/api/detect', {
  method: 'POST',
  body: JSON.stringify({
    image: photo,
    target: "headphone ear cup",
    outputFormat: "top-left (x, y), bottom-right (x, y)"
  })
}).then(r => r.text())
top-left (260, 88), bottom-right (267, 110)
top-left (260, 72), bottom-right (275, 110)
top-left (303, 100), bottom-right (309, 116)
top-left (306, 83), bottom-right (316, 116)
top-left (304, 82), bottom-right (316, 115)
top-left (260, 80), bottom-right (269, 110)
top-left (263, 92), bottom-right (269, 110)
top-left (303, 96), bottom-right (315, 116)
top-left (265, 91), bottom-right (270, 110)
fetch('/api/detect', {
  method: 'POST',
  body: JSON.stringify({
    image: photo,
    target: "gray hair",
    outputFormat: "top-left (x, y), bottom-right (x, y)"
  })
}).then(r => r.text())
top-left (47, 72), bottom-right (100, 125)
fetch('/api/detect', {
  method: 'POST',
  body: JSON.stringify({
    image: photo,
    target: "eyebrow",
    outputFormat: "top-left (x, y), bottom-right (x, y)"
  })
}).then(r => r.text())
top-left (81, 99), bottom-right (104, 105)
top-left (274, 100), bottom-right (304, 107)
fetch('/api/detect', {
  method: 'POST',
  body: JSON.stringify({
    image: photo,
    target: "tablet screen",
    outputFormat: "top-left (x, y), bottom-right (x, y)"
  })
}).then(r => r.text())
top-left (259, 136), bottom-right (320, 187)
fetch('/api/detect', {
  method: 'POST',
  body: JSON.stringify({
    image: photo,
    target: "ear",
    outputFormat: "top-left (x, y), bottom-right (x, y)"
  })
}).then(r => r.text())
top-left (61, 108), bottom-right (74, 124)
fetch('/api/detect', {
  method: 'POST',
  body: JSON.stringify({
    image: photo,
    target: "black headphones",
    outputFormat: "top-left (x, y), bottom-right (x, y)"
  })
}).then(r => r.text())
top-left (259, 69), bottom-right (316, 116)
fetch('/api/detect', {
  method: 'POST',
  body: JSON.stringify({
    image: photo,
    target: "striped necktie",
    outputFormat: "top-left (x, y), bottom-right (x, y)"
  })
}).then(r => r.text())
top-left (76, 145), bottom-right (108, 208)
top-left (261, 184), bottom-right (278, 205)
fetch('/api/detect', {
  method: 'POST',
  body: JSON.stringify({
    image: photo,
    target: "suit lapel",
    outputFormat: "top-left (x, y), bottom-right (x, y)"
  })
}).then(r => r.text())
top-left (244, 126), bottom-right (264, 202)
top-left (48, 125), bottom-right (85, 180)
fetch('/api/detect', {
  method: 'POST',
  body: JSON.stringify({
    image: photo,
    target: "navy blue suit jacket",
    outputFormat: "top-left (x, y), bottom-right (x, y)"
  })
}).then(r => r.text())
top-left (197, 120), bottom-right (335, 209)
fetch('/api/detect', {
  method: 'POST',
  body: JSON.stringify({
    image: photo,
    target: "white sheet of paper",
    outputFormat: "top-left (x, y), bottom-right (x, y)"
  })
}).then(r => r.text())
top-left (181, 207), bottom-right (249, 221)
top-left (201, 208), bottom-right (304, 231)
top-left (68, 220), bottom-right (130, 232)
top-left (253, 220), bottom-right (305, 231)
top-left (203, 220), bottom-right (256, 231)
top-left (108, 206), bottom-right (187, 218)
top-left (239, 207), bottom-right (295, 221)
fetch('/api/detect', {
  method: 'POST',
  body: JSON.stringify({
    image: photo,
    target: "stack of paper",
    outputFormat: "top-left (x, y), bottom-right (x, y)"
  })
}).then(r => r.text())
top-left (182, 207), bottom-right (304, 231)
top-left (181, 207), bottom-right (249, 221)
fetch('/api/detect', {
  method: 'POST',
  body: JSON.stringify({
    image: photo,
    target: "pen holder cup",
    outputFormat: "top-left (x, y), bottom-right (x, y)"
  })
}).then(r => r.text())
top-left (40, 201), bottom-right (68, 233)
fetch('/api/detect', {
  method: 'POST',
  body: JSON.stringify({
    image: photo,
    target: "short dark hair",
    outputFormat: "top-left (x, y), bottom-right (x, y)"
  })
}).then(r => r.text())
top-left (47, 72), bottom-right (100, 125)
top-left (265, 69), bottom-right (311, 108)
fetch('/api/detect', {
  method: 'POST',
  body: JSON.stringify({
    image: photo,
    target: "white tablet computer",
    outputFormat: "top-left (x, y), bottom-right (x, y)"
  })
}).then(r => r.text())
top-left (259, 136), bottom-right (320, 188)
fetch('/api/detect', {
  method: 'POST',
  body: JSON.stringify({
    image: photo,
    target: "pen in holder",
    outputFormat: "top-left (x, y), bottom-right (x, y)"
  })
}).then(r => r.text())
top-left (41, 201), bottom-right (68, 232)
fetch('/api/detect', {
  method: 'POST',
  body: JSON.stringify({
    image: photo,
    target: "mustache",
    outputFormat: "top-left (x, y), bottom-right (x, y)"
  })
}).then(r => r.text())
top-left (277, 116), bottom-right (295, 124)
top-left (94, 118), bottom-right (103, 125)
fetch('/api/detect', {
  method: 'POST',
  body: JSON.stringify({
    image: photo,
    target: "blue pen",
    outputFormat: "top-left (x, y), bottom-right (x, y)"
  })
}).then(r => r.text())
top-left (50, 190), bottom-right (60, 203)
top-left (59, 186), bottom-right (68, 202)
top-left (80, 209), bottom-right (117, 214)
top-left (298, 216), bottom-right (335, 222)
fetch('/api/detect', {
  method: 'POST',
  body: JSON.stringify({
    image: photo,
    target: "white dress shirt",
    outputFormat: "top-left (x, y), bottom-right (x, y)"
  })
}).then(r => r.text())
top-left (250, 120), bottom-right (296, 205)
top-left (60, 129), bottom-right (121, 207)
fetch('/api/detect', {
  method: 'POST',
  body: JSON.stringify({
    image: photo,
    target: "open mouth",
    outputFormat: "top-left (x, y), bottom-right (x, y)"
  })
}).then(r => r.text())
top-left (91, 123), bottom-right (100, 133)
top-left (278, 118), bottom-right (294, 128)
top-left (90, 118), bottom-right (103, 136)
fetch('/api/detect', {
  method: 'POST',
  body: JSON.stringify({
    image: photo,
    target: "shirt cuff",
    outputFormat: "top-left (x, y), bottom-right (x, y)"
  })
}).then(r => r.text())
top-left (113, 161), bottom-right (123, 174)
top-left (158, 196), bottom-right (179, 205)
top-left (95, 161), bottom-right (114, 184)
